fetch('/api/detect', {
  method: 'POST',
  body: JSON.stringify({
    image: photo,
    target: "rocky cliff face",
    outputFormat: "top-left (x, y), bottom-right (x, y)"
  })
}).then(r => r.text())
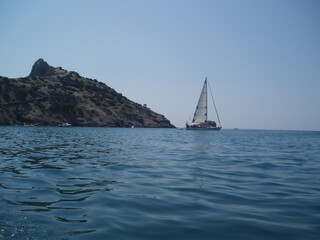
top-left (0, 59), bottom-right (175, 127)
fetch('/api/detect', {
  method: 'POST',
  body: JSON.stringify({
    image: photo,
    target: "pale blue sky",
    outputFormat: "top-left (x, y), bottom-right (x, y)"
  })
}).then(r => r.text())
top-left (1, 0), bottom-right (319, 130)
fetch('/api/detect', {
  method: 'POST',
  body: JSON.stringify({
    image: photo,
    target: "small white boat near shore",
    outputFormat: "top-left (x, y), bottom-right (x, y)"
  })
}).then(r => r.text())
top-left (58, 123), bottom-right (72, 127)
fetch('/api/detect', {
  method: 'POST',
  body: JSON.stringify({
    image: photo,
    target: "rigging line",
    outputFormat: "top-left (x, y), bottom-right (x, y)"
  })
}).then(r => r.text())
top-left (208, 80), bottom-right (222, 126)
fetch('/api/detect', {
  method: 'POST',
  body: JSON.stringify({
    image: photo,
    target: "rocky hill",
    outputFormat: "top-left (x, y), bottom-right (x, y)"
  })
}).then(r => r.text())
top-left (0, 59), bottom-right (175, 127)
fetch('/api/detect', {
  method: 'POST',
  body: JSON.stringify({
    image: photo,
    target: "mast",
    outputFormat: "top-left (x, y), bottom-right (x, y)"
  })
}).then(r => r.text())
top-left (205, 77), bottom-right (208, 122)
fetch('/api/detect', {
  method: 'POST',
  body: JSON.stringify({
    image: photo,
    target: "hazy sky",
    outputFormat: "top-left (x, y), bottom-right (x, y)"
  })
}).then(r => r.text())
top-left (1, 0), bottom-right (319, 130)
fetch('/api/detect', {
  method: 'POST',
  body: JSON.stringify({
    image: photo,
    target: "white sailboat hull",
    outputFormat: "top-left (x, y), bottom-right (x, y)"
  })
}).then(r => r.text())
top-left (186, 124), bottom-right (222, 131)
top-left (186, 127), bottom-right (221, 131)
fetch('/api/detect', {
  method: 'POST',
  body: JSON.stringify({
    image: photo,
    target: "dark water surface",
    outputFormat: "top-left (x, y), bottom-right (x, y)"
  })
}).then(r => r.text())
top-left (0, 127), bottom-right (319, 239)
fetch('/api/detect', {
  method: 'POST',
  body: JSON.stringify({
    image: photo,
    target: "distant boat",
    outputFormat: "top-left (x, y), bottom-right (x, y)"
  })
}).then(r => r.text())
top-left (59, 123), bottom-right (71, 127)
top-left (23, 123), bottom-right (36, 127)
top-left (186, 77), bottom-right (222, 131)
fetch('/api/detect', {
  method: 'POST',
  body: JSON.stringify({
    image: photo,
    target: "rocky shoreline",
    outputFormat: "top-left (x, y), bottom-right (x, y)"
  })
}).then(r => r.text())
top-left (0, 59), bottom-right (175, 128)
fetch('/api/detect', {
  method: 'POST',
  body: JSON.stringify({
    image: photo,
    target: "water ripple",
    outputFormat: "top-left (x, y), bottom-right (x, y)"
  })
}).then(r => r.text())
top-left (0, 127), bottom-right (319, 239)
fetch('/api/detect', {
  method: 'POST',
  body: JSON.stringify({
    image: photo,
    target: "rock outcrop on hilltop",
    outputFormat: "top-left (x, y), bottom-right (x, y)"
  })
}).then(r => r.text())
top-left (29, 58), bottom-right (68, 77)
top-left (0, 59), bottom-right (175, 127)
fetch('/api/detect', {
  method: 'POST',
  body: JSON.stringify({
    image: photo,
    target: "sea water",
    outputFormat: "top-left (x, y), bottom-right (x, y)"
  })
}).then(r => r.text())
top-left (0, 127), bottom-right (319, 239)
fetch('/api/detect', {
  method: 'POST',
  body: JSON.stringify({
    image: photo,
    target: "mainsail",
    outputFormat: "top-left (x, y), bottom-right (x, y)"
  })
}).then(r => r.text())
top-left (192, 79), bottom-right (208, 123)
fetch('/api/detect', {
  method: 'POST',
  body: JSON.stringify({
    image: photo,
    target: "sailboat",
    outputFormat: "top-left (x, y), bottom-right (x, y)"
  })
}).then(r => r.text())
top-left (186, 77), bottom-right (222, 130)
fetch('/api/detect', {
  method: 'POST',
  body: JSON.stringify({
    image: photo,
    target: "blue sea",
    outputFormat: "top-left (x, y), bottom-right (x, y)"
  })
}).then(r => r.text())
top-left (0, 127), bottom-right (319, 239)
